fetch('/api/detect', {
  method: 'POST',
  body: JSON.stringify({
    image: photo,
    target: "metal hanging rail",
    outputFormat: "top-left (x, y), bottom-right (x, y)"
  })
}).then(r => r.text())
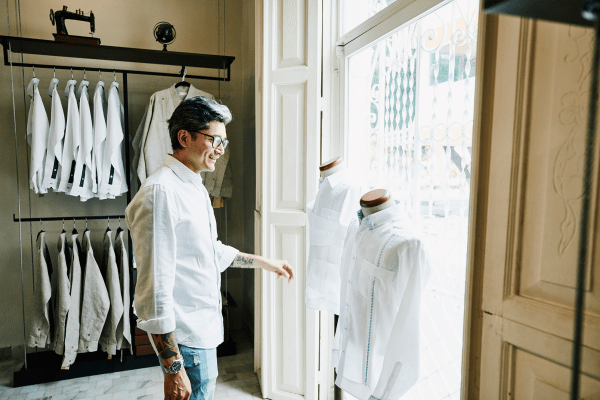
top-left (0, 35), bottom-right (234, 81)
top-left (13, 214), bottom-right (125, 222)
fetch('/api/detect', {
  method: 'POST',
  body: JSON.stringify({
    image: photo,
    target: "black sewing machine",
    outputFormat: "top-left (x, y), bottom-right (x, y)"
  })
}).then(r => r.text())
top-left (50, 6), bottom-right (100, 45)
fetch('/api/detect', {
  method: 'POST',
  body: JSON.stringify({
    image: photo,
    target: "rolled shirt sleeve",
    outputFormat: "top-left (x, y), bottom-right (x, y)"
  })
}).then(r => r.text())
top-left (126, 184), bottom-right (179, 334)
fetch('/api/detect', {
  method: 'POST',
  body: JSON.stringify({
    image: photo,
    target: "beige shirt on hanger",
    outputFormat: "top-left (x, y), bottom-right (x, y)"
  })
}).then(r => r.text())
top-left (132, 84), bottom-right (233, 198)
top-left (53, 231), bottom-right (71, 356)
top-left (27, 231), bottom-right (53, 348)
top-left (99, 229), bottom-right (124, 356)
top-left (62, 231), bottom-right (82, 368)
top-left (78, 230), bottom-right (110, 353)
top-left (114, 229), bottom-right (132, 353)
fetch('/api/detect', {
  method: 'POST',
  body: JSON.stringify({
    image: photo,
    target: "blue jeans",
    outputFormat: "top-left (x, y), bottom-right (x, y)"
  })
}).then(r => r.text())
top-left (154, 340), bottom-right (218, 400)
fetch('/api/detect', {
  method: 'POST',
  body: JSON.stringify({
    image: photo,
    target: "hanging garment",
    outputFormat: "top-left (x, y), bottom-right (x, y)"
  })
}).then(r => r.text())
top-left (99, 81), bottom-right (127, 198)
top-left (53, 231), bottom-right (71, 355)
top-left (62, 231), bottom-right (82, 368)
top-left (57, 80), bottom-right (80, 194)
top-left (78, 230), bottom-right (110, 353)
top-left (41, 78), bottom-right (65, 192)
top-left (114, 229), bottom-right (132, 353)
top-left (69, 80), bottom-right (96, 201)
top-left (26, 77), bottom-right (49, 194)
top-left (99, 229), bottom-right (124, 356)
top-left (132, 84), bottom-right (232, 199)
top-left (93, 81), bottom-right (108, 198)
top-left (199, 150), bottom-right (232, 198)
top-left (332, 204), bottom-right (431, 400)
top-left (306, 169), bottom-right (362, 314)
top-left (27, 231), bottom-right (53, 348)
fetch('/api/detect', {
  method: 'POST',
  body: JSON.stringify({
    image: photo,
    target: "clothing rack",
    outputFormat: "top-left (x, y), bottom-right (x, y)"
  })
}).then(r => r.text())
top-left (3, 35), bottom-right (235, 387)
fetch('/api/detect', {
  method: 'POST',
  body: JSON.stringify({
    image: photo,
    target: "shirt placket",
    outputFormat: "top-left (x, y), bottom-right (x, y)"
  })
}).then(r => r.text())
top-left (198, 181), bottom-right (224, 337)
top-left (339, 219), bottom-right (369, 371)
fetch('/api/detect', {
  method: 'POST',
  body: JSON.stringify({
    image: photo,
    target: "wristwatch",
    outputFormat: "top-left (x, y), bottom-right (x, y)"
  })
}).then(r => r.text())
top-left (165, 357), bottom-right (184, 374)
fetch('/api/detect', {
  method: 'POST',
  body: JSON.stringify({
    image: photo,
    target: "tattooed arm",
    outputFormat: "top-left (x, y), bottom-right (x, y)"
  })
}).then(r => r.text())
top-left (230, 252), bottom-right (295, 282)
top-left (151, 332), bottom-right (191, 399)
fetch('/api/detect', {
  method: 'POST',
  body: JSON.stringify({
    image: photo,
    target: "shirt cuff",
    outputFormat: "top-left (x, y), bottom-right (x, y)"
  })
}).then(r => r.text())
top-left (218, 245), bottom-right (239, 273)
top-left (136, 315), bottom-right (176, 335)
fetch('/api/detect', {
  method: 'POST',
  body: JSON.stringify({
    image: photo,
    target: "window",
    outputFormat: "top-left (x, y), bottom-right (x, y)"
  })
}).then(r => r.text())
top-left (340, 0), bottom-right (479, 398)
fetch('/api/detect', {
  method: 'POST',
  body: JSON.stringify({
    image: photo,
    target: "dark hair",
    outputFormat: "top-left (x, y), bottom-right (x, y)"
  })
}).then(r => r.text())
top-left (168, 96), bottom-right (233, 150)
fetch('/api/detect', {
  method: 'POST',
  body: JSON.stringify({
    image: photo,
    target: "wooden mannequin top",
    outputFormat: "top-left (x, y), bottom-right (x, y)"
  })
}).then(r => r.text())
top-left (320, 157), bottom-right (345, 178)
top-left (360, 189), bottom-right (395, 217)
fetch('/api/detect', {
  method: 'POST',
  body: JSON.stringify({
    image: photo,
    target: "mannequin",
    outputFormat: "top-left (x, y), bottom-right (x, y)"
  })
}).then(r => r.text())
top-left (360, 188), bottom-right (395, 217)
top-left (320, 157), bottom-right (345, 178)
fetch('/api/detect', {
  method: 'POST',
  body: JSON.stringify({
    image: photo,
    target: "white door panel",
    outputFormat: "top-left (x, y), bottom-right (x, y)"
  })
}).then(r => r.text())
top-left (256, 0), bottom-right (322, 399)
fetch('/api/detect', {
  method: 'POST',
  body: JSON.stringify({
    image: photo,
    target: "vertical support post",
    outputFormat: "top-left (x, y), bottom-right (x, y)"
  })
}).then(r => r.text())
top-left (122, 71), bottom-right (136, 356)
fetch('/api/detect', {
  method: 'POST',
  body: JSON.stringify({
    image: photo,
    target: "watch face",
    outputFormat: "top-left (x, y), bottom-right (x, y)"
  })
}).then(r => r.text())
top-left (170, 360), bottom-right (183, 374)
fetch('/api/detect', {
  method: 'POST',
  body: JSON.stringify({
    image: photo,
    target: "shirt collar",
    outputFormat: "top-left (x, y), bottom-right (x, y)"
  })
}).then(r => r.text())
top-left (169, 83), bottom-right (196, 108)
top-left (164, 154), bottom-right (204, 187)
top-left (357, 201), bottom-right (404, 231)
top-left (319, 168), bottom-right (348, 189)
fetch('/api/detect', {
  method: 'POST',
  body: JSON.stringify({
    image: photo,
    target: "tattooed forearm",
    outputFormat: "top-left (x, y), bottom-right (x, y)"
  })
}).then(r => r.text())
top-left (151, 332), bottom-right (179, 360)
top-left (230, 254), bottom-right (255, 268)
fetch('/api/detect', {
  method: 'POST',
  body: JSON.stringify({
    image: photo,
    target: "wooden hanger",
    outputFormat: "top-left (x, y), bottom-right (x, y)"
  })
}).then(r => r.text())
top-left (319, 157), bottom-right (342, 172)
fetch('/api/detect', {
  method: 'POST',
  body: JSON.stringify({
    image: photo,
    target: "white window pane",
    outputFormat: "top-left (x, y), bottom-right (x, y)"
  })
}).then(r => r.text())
top-left (345, 1), bottom-right (479, 398)
top-left (341, 0), bottom-right (399, 35)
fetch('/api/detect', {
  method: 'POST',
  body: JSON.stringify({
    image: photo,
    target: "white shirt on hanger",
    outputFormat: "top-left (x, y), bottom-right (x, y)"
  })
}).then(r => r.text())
top-left (57, 80), bottom-right (80, 193)
top-left (333, 204), bottom-right (431, 400)
top-left (26, 77), bottom-right (49, 194)
top-left (99, 229), bottom-right (124, 356)
top-left (41, 78), bottom-right (65, 192)
top-left (114, 229), bottom-right (132, 353)
top-left (62, 231), bottom-right (82, 368)
top-left (99, 81), bottom-right (127, 197)
top-left (93, 81), bottom-right (108, 199)
top-left (27, 231), bottom-right (53, 348)
top-left (125, 155), bottom-right (238, 349)
top-left (53, 231), bottom-right (71, 356)
top-left (69, 80), bottom-right (96, 200)
top-left (306, 168), bottom-right (362, 314)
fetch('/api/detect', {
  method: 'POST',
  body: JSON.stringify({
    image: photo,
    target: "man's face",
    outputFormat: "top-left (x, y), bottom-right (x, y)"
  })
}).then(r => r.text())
top-left (188, 121), bottom-right (226, 173)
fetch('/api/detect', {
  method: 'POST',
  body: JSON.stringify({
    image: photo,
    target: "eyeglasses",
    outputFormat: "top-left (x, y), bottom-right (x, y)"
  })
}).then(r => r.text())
top-left (197, 131), bottom-right (229, 149)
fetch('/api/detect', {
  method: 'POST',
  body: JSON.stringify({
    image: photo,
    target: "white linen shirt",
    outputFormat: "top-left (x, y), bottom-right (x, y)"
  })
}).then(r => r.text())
top-left (41, 78), bottom-right (65, 191)
top-left (69, 80), bottom-right (95, 200)
top-left (333, 204), bottom-right (431, 400)
top-left (100, 81), bottom-right (127, 197)
top-left (57, 80), bottom-right (80, 193)
top-left (125, 155), bottom-right (238, 349)
top-left (306, 168), bottom-right (362, 314)
top-left (93, 81), bottom-right (108, 198)
top-left (26, 78), bottom-right (49, 194)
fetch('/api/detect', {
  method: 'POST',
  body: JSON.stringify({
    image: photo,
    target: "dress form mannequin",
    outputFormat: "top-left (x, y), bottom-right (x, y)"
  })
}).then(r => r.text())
top-left (320, 157), bottom-right (345, 178)
top-left (360, 189), bottom-right (395, 217)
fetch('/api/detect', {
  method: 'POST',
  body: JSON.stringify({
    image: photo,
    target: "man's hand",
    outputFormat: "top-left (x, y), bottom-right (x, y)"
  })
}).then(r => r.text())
top-left (230, 252), bottom-right (295, 282)
top-left (262, 259), bottom-right (294, 282)
top-left (164, 367), bottom-right (192, 400)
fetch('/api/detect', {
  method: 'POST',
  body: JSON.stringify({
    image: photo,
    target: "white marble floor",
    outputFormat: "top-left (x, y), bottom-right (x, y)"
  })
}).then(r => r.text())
top-left (0, 331), bottom-right (261, 400)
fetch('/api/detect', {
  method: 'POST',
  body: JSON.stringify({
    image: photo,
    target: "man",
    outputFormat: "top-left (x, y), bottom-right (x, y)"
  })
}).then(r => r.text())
top-left (126, 96), bottom-right (294, 400)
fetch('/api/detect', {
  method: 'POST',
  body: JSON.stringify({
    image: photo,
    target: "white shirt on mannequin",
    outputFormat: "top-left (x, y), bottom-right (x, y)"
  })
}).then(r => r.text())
top-left (333, 203), bottom-right (431, 400)
top-left (306, 166), bottom-right (362, 314)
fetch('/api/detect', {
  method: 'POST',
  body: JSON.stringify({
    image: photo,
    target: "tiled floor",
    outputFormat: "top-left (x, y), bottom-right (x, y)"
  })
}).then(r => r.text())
top-left (0, 331), bottom-right (261, 400)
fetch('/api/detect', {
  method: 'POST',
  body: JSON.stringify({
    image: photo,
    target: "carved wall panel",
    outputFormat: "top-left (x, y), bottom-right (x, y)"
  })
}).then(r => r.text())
top-left (277, 0), bottom-right (307, 68)
top-left (275, 83), bottom-right (307, 210)
top-left (503, 20), bottom-right (600, 334)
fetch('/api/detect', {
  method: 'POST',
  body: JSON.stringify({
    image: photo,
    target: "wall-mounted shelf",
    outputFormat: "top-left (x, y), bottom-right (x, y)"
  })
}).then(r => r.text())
top-left (0, 35), bottom-right (234, 81)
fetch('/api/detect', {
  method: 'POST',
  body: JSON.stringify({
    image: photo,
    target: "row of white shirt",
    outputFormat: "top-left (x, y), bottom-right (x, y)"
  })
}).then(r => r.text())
top-left (305, 168), bottom-right (431, 400)
top-left (27, 78), bottom-right (128, 200)
top-left (28, 228), bottom-right (132, 369)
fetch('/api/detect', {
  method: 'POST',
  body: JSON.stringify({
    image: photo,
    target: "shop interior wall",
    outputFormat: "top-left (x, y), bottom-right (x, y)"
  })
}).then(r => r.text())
top-left (0, 0), bottom-right (255, 349)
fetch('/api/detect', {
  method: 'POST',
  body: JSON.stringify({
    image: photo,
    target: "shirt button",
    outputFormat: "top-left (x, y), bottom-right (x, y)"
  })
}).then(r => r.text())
top-left (358, 233), bottom-right (362, 236)
top-left (352, 256), bottom-right (355, 260)
top-left (344, 326), bottom-right (347, 330)
top-left (347, 280), bottom-right (351, 284)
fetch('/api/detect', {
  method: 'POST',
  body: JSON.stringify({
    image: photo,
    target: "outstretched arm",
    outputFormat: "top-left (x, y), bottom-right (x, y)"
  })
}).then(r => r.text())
top-left (230, 252), bottom-right (294, 282)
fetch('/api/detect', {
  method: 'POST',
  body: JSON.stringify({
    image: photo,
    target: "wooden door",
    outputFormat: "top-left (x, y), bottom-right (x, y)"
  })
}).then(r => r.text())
top-left (469, 13), bottom-right (600, 399)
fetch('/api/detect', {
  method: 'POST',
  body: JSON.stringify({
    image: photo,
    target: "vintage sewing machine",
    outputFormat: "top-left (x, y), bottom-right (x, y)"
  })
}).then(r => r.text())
top-left (50, 6), bottom-right (100, 45)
